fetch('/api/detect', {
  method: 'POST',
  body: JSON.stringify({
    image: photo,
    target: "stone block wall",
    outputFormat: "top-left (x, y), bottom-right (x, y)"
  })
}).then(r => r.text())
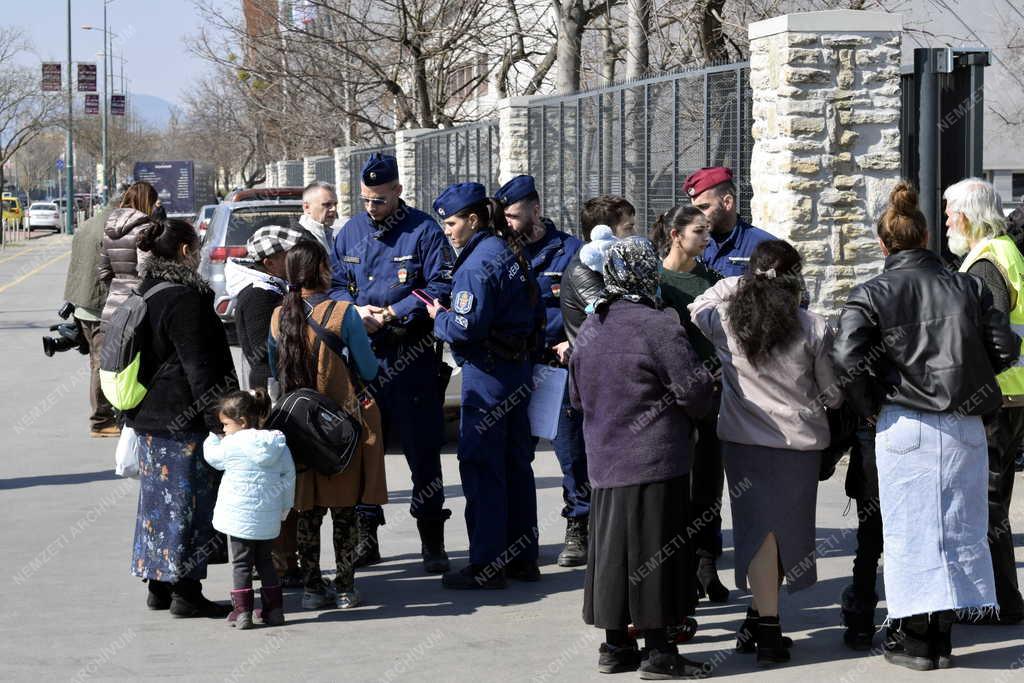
top-left (497, 97), bottom-right (531, 185)
top-left (749, 10), bottom-right (903, 317)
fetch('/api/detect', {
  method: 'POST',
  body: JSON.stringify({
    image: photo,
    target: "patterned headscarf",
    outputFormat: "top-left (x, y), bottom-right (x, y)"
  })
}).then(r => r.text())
top-left (595, 236), bottom-right (661, 312)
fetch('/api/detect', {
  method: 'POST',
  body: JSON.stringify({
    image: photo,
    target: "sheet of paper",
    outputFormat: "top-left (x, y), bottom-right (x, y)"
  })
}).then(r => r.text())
top-left (528, 365), bottom-right (568, 441)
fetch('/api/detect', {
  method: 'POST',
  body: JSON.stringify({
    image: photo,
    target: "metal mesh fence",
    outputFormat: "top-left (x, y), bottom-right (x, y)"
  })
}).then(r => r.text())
top-left (314, 156), bottom-right (335, 185)
top-left (281, 160), bottom-right (304, 188)
top-left (413, 122), bottom-right (500, 209)
top-left (527, 62), bottom-right (753, 236)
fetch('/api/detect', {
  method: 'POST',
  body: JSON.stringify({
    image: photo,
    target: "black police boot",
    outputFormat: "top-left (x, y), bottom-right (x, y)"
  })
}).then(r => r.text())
top-left (840, 584), bottom-right (878, 651)
top-left (353, 514), bottom-right (381, 568)
top-left (884, 614), bottom-right (935, 671)
top-left (416, 517), bottom-right (450, 574)
top-left (696, 553), bottom-right (729, 603)
top-left (755, 616), bottom-right (792, 667)
top-left (556, 516), bottom-right (588, 567)
top-left (932, 610), bottom-right (955, 669)
top-left (441, 563), bottom-right (507, 590)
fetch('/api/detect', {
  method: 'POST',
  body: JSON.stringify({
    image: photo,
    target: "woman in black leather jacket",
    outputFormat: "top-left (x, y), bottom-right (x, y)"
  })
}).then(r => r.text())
top-left (832, 182), bottom-right (1018, 672)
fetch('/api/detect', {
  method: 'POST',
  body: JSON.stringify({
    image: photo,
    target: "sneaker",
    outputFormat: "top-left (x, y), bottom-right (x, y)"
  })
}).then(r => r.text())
top-left (557, 517), bottom-right (588, 567)
top-left (338, 588), bottom-right (361, 609)
top-left (597, 642), bottom-right (641, 674)
top-left (639, 651), bottom-right (709, 680)
top-left (302, 580), bottom-right (338, 609)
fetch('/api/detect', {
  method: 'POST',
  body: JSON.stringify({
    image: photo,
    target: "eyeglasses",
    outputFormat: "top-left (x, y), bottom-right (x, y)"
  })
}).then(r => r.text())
top-left (360, 196), bottom-right (388, 206)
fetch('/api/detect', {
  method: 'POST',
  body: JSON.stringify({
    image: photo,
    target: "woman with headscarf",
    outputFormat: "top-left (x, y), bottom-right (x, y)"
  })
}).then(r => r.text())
top-left (569, 237), bottom-right (714, 678)
top-left (688, 239), bottom-right (840, 668)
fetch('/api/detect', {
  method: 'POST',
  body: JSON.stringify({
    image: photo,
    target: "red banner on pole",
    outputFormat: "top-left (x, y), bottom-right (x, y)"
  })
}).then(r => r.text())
top-left (41, 63), bottom-right (62, 91)
top-left (84, 93), bottom-right (99, 115)
top-left (77, 63), bottom-right (97, 92)
top-left (111, 94), bottom-right (126, 116)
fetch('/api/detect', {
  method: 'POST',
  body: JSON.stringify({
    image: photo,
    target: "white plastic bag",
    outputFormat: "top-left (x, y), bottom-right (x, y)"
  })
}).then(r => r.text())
top-left (114, 426), bottom-right (141, 478)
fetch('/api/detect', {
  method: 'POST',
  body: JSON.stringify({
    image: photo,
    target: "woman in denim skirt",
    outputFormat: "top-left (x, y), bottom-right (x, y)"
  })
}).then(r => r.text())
top-left (833, 182), bottom-right (1018, 671)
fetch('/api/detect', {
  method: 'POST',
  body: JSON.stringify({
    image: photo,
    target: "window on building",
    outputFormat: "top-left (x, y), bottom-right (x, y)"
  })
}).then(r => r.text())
top-left (1013, 173), bottom-right (1024, 201)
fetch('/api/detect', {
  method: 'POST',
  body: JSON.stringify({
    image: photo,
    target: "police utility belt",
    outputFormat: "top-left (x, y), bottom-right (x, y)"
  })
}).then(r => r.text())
top-left (482, 331), bottom-right (531, 362)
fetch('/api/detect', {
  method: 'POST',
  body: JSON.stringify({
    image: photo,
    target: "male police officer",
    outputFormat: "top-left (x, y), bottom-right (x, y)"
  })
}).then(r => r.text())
top-left (330, 153), bottom-right (453, 573)
top-left (684, 166), bottom-right (774, 277)
top-left (495, 175), bottom-right (585, 566)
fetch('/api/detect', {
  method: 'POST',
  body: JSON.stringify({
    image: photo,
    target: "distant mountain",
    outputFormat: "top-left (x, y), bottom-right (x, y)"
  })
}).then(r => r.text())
top-left (131, 93), bottom-right (178, 130)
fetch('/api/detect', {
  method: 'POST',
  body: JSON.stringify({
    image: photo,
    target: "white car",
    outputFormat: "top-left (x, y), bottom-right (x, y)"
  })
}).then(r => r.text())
top-left (26, 202), bottom-right (61, 232)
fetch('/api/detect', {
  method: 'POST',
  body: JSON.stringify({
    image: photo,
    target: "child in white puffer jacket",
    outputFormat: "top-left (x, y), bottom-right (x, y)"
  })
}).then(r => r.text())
top-left (204, 389), bottom-right (295, 629)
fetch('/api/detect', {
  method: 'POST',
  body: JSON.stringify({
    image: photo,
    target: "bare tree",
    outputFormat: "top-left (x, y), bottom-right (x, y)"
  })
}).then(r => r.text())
top-left (0, 29), bottom-right (60, 203)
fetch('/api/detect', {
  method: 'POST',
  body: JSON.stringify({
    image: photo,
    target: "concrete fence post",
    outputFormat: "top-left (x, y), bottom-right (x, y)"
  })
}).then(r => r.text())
top-left (748, 9), bottom-right (903, 317)
top-left (395, 128), bottom-right (433, 209)
top-left (496, 96), bottom-right (533, 185)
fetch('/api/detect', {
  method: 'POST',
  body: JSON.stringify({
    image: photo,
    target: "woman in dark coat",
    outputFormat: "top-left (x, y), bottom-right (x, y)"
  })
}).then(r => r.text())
top-left (569, 237), bottom-right (714, 679)
top-left (127, 218), bottom-right (237, 617)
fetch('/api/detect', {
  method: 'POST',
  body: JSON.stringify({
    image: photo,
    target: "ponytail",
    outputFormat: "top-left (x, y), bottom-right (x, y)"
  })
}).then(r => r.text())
top-left (276, 240), bottom-right (328, 393)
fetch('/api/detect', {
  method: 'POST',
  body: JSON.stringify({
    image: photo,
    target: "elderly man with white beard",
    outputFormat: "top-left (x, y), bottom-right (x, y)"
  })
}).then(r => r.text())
top-left (946, 177), bottom-right (1024, 625)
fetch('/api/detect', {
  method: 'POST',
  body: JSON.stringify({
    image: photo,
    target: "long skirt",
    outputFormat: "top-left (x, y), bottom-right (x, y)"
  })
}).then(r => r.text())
top-left (875, 404), bottom-right (996, 619)
top-left (131, 431), bottom-right (223, 582)
top-left (722, 441), bottom-right (820, 593)
top-left (583, 475), bottom-right (694, 630)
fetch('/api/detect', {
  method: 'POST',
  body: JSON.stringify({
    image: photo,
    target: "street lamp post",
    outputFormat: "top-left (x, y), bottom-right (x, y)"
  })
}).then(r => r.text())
top-left (82, 1), bottom-right (115, 204)
top-left (64, 0), bottom-right (74, 235)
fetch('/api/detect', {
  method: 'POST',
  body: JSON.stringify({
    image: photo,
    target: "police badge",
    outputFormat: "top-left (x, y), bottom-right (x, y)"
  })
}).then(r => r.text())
top-left (453, 291), bottom-right (474, 314)
top-left (397, 267), bottom-right (408, 284)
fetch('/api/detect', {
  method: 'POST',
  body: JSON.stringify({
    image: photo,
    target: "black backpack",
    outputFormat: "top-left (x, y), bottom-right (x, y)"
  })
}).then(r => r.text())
top-left (267, 302), bottom-right (363, 476)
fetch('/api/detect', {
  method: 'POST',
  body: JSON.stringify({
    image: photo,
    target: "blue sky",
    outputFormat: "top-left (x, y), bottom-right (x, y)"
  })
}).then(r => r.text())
top-left (6, 0), bottom-right (228, 106)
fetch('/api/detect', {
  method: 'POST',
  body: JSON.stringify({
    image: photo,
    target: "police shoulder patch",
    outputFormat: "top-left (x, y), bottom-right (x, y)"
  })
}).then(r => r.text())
top-left (453, 291), bottom-right (474, 314)
top-left (454, 315), bottom-right (469, 329)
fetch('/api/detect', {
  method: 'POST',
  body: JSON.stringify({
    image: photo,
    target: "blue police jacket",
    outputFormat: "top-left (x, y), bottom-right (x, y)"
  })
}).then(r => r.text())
top-left (702, 218), bottom-right (775, 277)
top-left (526, 218), bottom-right (582, 348)
top-left (329, 202), bottom-right (451, 322)
top-left (433, 229), bottom-right (542, 368)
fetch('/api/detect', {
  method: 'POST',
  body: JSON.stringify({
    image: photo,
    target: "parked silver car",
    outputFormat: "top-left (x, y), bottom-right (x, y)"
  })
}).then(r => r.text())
top-left (197, 198), bottom-right (305, 335)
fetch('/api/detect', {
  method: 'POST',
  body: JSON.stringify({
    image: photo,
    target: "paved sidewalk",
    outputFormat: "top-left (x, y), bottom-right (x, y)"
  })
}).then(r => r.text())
top-left (1, 233), bottom-right (1022, 682)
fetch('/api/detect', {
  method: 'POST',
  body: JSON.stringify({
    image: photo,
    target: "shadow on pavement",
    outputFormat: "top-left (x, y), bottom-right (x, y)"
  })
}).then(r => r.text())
top-left (0, 469), bottom-right (120, 490)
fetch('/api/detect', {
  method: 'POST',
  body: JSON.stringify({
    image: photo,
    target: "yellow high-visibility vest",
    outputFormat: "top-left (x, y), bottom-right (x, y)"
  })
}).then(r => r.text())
top-left (960, 235), bottom-right (1024, 400)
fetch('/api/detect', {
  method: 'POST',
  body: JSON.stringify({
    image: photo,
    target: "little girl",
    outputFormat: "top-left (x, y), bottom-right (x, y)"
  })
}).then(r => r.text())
top-left (204, 389), bottom-right (295, 629)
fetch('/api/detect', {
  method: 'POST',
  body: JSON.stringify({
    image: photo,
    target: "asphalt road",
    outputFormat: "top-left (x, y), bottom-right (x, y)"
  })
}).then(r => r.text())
top-left (1, 232), bottom-right (1022, 682)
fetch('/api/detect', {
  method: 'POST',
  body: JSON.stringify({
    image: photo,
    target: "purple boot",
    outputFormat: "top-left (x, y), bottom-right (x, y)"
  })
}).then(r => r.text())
top-left (227, 589), bottom-right (254, 630)
top-left (258, 585), bottom-right (285, 626)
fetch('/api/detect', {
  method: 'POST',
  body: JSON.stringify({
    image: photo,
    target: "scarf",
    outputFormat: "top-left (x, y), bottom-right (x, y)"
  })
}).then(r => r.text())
top-left (594, 237), bottom-right (661, 312)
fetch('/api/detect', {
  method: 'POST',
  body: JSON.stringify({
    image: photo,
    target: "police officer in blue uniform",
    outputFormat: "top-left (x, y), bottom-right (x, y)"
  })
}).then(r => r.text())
top-left (426, 182), bottom-right (544, 589)
top-left (495, 175), bottom-right (587, 566)
top-left (684, 166), bottom-right (775, 277)
top-left (330, 153), bottom-right (453, 573)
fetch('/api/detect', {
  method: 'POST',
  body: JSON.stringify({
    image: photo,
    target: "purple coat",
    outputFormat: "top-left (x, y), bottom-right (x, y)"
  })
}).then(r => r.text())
top-left (569, 299), bottom-right (714, 489)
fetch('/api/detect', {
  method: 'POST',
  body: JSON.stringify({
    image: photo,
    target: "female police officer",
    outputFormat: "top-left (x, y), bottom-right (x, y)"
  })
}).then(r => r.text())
top-left (425, 182), bottom-right (544, 589)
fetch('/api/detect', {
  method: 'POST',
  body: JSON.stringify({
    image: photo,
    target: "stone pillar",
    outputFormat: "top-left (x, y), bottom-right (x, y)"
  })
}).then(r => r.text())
top-left (749, 10), bottom-right (903, 317)
top-left (264, 163), bottom-right (276, 188)
top-left (496, 96), bottom-right (532, 185)
top-left (395, 128), bottom-right (432, 208)
top-left (334, 146), bottom-right (352, 221)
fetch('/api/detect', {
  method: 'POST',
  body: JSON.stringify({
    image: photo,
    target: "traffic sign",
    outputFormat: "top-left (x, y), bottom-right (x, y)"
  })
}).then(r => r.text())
top-left (56, 159), bottom-right (65, 171)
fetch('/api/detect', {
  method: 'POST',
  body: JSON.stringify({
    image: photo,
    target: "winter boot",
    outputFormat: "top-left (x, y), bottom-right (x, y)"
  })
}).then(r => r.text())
top-left (146, 580), bottom-right (172, 610)
top-left (169, 579), bottom-right (232, 618)
top-left (227, 589), bottom-right (254, 630)
top-left (556, 517), bottom-right (588, 567)
top-left (884, 614), bottom-right (934, 671)
top-left (755, 616), bottom-right (792, 667)
top-left (931, 610), bottom-right (955, 669)
top-left (416, 517), bottom-right (450, 574)
top-left (696, 554), bottom-right (729, 603)
top-left (258, 585), bottom-right (285, 626)
top-left (639, 650), bottom-right (709, 679)
top-left (736, 609), bottom-right (793, 654)
top-left (353, 514), bottom-right (381, 568)
top-left (840, 584), bottom-right (878, 651)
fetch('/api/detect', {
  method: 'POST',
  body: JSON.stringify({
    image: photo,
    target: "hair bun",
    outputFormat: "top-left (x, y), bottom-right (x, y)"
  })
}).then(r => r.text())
top-left (889, 182), bottom-right (919, 219)
top-left (135, 220), bottom-right (166, 253)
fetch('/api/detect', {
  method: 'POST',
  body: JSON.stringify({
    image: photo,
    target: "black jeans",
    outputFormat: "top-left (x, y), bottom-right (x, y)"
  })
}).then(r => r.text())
top-left (985, 407), bottom-right (1024, 615)
top-left (690, 412), bottom-right (724, 558)
top-left (230, 537), bottom-right (278, 590)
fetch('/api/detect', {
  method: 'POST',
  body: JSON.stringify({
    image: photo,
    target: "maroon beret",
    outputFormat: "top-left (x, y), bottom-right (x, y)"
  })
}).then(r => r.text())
top-left (683, 166), bottom-right (734, 199)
